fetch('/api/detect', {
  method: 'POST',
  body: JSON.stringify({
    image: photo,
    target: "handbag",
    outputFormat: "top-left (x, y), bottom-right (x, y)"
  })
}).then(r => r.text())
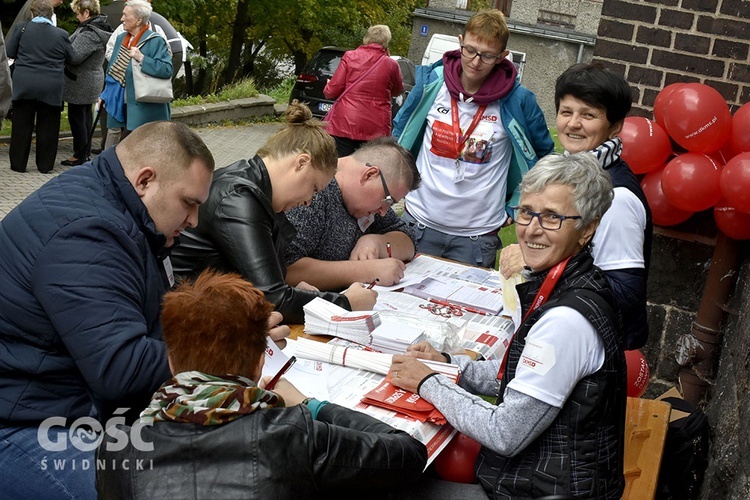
top-left (323, 54), bottom-right (387, 122)
top-left (132, 35), bottom-right (173, 103)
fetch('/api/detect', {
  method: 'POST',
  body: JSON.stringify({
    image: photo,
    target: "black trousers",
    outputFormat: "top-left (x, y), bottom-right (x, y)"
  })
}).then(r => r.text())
top-left (67, 102), bottom-right (93, 160)
top-left (9, 99), bottom-right (62, 173)
top-left (331, 135), bottom-right (366, 157)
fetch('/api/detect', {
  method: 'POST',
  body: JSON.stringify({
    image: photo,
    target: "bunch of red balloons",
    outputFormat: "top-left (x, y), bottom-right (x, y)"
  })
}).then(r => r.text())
top-left (620, 83), bottom-right (750, 240)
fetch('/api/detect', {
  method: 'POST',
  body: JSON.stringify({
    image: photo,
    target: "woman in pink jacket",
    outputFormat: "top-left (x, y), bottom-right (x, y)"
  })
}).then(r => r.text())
top-left (324, 25), bottom-right (404, 157)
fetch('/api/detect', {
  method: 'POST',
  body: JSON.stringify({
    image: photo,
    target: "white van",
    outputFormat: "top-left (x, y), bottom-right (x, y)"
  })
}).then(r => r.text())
top-left (421, 33), bottom-right (526, 83)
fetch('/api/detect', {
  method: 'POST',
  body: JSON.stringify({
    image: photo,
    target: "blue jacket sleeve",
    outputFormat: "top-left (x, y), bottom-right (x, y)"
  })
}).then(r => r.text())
top-left (31, 218), bottom-right (171, 408)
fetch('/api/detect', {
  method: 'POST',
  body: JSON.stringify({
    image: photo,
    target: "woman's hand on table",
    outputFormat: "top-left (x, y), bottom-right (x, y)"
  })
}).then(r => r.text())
top-left (499, 243), bottom-right (525, 278)
top-left (406, 340), bottom-right (447, 362)
top-left (260, 377), bottom-right (306, 406)
top-left (342, 283), bottom-right (377, 310)
top-left (267, 311), bottom-right (290, 347)
top-left (390, 355), bottom-right (436, 393)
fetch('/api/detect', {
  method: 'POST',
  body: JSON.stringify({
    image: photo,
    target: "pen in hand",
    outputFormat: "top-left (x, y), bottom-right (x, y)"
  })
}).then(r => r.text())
top-left (366, 278), bottom-right (380, 289)
top-left (386, 242), bottom-right (392, 258)
top-left (265, 355), bottom-right (297, 391)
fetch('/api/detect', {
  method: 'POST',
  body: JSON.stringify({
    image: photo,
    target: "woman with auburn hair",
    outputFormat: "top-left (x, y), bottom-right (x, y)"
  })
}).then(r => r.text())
top-left (97, 270), bottom-right (427, 499)
top-left (171, 101), bottom-right (377, 324)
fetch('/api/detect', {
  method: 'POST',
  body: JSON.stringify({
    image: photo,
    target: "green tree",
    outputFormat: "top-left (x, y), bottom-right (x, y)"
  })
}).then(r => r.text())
top-left (155, 0), bottom-right (424, 94)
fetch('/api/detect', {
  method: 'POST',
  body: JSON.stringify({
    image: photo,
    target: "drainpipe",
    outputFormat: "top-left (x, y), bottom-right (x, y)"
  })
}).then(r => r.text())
top-left (676, 232), bottom-right (742, 407)
top-left (576, 43), bottom-right (584, 63)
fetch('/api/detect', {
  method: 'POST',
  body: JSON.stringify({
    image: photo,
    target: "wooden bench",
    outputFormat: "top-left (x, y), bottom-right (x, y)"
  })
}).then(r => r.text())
top-left (622, 397), bottom-right (672, 499)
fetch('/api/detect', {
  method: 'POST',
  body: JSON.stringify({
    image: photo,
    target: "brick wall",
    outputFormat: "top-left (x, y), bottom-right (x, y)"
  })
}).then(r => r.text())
top-left (594, 0), bottom-right (750, 116)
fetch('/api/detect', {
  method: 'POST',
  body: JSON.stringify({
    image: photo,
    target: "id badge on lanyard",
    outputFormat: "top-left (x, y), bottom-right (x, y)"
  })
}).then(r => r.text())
top-left (451, 97), bottom-right (486, 184)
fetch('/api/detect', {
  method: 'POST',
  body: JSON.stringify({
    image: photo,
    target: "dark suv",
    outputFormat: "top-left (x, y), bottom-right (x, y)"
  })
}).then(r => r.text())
top-left (289, 47), bottom-right (415, 119)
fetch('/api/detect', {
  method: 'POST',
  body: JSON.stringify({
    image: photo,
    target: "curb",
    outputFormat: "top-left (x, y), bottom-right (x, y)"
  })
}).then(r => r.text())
top-left (0, 95), bottom-right (287, 144)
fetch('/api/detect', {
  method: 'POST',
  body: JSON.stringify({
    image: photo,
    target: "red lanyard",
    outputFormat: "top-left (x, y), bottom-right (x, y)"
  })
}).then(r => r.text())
top-left (496, 256), bottom-right (572, 381)
top-left (451, 97), bottom-right (487, 159)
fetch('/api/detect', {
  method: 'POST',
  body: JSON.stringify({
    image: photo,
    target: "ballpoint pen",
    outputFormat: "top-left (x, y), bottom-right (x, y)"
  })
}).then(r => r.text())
top-left (386, 242), bottom-right (392, 258)
top-left (265, 356), bottom-right (297, 391)
top-left (366, 278), bottom-right (380, 289)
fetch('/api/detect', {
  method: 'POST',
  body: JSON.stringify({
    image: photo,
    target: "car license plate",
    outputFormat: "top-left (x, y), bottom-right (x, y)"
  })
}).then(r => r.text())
top-left (319, 102), bottom-right (333, 112)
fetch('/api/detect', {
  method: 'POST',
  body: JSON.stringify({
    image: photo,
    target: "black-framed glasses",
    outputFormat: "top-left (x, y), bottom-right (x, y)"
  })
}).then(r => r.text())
top-left (460, 45), bottom-right (503, 64)
top-left (367, 163), bottom-right (395, 207)
top-left (511, 206), bottom-right (582, 231)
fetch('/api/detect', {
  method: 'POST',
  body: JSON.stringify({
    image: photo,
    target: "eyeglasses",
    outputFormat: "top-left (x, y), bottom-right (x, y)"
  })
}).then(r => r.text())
top-left (511, 206), bottom-right (582, 231)
top-left (460, 45), bottom-right (504, 65)
top-left (367, 163), bottom-right (395, 207)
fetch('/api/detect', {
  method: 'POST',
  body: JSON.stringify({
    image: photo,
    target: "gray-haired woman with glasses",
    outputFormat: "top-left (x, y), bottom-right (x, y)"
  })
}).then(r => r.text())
top-left (389, 152), bottom-right (627, 499)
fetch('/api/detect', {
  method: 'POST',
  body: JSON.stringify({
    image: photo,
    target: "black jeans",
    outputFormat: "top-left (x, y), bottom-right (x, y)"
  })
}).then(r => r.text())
top-left (67, 102), bottom-right (93, 160)
top-left (9, 99), bottom-right (62, 173)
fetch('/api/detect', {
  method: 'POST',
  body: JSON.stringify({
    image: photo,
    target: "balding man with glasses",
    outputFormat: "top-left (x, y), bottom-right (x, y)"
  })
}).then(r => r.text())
top-left (285, 137), bottom-right (421, 291)
top-left (393, 9), bottom-right (553, 269)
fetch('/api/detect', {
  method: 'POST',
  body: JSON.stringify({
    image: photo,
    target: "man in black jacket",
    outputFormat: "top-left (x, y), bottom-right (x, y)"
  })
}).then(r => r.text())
top-left (97, 270), bottom-right (427, 499)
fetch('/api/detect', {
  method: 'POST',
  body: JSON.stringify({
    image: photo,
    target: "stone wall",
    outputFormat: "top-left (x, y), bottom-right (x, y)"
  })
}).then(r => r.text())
top-left (700, 255), bottom-right (750, 498)
top-left (593, 0), bottom-right (750, 495)
top-left (593, 0), bottom-right (750, 115)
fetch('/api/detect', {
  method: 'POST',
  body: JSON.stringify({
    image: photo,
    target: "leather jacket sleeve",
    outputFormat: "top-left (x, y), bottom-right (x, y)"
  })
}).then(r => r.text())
top-left (310, 403), bottom-right (427, 491)
top-left (204, 183), bottom-right (350, 324)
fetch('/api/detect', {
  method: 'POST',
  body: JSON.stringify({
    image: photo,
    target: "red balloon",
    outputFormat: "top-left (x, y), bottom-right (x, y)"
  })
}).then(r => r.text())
top-left (641, 168), bottom-right (694, 226)
top-left (706, 142), bottom-right (735, 167)
top-left (661, 153), bottom-right (722, 211)
top-left (620, 117), bottom-right (673, 174)
top-left (714, 199), bottom-right (750, 240)
top-left (653, 83), bottom-right (686, 127)
top-left (731, 103), bottom-right (750, 153)
top-left (662, 83), bottom-right (732, 153)
top-left (434, 432), bottom-right (481, 483)
top-left (625, 350), bottom-right (650, 398)
top-left (719, 152), bottom-right (750, 212)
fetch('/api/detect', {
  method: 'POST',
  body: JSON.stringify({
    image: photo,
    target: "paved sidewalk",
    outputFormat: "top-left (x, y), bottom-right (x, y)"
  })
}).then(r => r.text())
top-left (0, 122), bottom-right (281, 219)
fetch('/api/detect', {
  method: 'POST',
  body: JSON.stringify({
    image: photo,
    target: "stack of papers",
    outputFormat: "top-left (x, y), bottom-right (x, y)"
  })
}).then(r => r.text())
top-left (369, 320), bottom-right (427, 354)
top-left (295, 338), bottom-right (460, 382)
top-left (403, 276), bottom-right (504, 315)
top-left (303, 297), bottom-right (381, 345)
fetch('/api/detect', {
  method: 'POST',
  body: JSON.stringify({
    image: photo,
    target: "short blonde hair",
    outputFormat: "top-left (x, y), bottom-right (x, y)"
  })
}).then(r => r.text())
top-left (363, 25), bottom-right (392, 48)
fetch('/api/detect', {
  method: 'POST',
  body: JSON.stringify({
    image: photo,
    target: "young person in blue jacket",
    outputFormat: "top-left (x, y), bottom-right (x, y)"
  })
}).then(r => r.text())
top-left (393, 9), bottom-right (554, 268)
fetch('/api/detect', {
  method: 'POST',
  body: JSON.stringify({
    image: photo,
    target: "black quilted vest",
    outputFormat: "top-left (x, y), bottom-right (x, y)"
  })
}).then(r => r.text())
top-left (475, 252), bottom-right (626, 499)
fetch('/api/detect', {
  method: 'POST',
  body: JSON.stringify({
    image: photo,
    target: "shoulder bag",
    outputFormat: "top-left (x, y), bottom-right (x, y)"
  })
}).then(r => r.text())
top-left (323, 54), bottom-right (386, 122)
top-left (132, 34), bottom-right (173, 103)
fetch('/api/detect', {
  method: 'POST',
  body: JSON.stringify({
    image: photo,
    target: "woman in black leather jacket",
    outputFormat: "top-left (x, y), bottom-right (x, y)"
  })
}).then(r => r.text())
top-left (97, 270), bottom-right (427, 499)
top-left (170, 101), bottom-right (377, 323)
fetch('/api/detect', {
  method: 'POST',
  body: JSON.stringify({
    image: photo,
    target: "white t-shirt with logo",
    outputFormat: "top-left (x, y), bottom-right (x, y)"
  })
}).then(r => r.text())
top-left (405, 85), bottom-right (512, 236)
top-left (507, 306), bottom-right (605, 408)
top-left (591, 187), bottom-right (648, 271)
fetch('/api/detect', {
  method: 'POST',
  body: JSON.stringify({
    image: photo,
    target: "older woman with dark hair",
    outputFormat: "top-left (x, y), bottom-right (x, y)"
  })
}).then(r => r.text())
top-left (391, 153), bottom-right (626, 499)
top-left (101, 0), bottom-right (171, 148)
top-left (97, 270), bottom-right (427, 499)
top-left (6, 0), bottom-right (73, 173)
top-left (61, 0), bottom-right (112, 166)
top-left (323, 24), bottom-right (404, 156)
top-left (501, 63), bottom-right (653, 350)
